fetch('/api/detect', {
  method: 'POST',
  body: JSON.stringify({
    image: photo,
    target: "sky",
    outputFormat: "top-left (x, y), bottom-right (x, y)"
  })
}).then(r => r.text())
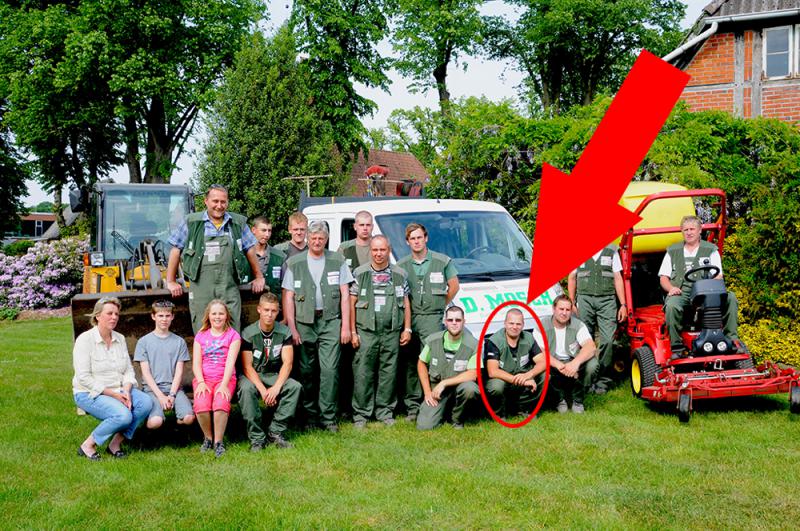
top-left (22, 0), bottom-right (710, 206)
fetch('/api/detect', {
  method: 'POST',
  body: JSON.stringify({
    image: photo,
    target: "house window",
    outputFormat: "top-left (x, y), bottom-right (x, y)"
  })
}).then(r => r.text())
top-left (764, 26), bottom-right (795, 78)
top-left (35, 220), bottom-right (43, 237)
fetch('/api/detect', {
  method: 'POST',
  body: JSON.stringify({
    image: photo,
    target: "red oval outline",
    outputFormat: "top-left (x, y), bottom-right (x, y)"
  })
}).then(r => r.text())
top-left (476, 300), bottom-right (551, 428)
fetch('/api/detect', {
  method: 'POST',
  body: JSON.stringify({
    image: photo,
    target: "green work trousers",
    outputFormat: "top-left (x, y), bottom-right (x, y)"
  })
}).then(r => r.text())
top-left (664, 290), bottom-right (739, 347)
top-left (577, 293), bottom-right (617, 389)
top-left (188, 236), bottom-right (241, 333)
top-left (352, 324), bottom-right (400, 423)
top-left (549, 356), bottom-right (599, 404)
top-left (237, 374), bottom-right (301, 442)
top-left (485, 373), bottom-right (544, 417)
top-left (401, 314), bottom-right (444, 416)
top-left (416, 381), bottom-right (480, 430)
top-left (297, 317), bottom-right (342, 427)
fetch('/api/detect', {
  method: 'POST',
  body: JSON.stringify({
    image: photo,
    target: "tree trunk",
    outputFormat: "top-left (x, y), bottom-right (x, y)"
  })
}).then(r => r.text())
top-left (53, 185), bottom-right (65, 230)
top-left (124, 114), bottom-right (142, 183)
top-left (433, 41), bottom-right (453, 115)
top-left (144, 97), bottom-right (172, 183)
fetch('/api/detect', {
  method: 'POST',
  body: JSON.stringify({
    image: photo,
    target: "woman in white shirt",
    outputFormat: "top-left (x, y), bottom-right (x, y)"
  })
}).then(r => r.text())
top-left (73, 297), bottom-right (153, 460)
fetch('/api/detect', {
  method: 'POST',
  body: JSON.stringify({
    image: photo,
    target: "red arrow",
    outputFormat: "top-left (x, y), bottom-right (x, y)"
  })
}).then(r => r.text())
top-left (527, 50), bottom-right (690, 302)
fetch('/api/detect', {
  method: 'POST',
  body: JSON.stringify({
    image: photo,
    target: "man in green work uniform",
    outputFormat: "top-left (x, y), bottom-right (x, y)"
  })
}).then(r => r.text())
top-left (251, 216), bottom-right (285, 296)
top-left (282, 220), bottom-right (354, 432)
top-left (238, 293), bottom-right (301, 450)
top-left (350, 235), bottom-right (411, 428)
top-left (485, 308), bottom-right (547, 418)
top-left (659, 215), bottom-right (740, 359)
top-left (567, 243), bottom-right (626, 394)
top-left (417, 306), bottom-right (480, 430)
top-left (166, 184), bottom-right (265, 332)
top-left (274, 211), bottom-right (308, 260)
top-left (397, 222), bottom-right (459, 422)
top-left (534, 296), bottom-right (598, 414)
top-left (337, 210), bottom-right (373, 271)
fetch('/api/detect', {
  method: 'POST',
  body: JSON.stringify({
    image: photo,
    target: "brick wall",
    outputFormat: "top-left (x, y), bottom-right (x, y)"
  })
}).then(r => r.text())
top-left (681, 89), bottom-right (734, 112)
top-left (762, 85), bottom-right (800, 122)
top-left (684, 33), bottom-right (736, 86)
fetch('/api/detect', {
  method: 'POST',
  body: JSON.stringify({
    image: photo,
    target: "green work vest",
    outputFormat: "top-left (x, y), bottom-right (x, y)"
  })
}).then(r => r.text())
top-left (577, 244), bottom-right (618, 296)
top-left (667, 240), bottom-right (717, 291)
top-left (542, 317), bottom-right (583, 361)
top-left (258, 246), bottom-right (286, 295)
top-left (487, 330), bottom-right (536, 375)
top-left (241, 321), bottom-right (291, 374)
top-left (286, 250), bottom-right (345, 324)
top-left (398, 250), bottom-right (450, 316)
top-left (339, 239), bottom-right (368, 270)
top-left (352, 263), bottom-right (407, 332)
top-left (181, 211), bottom-right (252, 284)
top-left (425, 330), bottom-right (477, 383)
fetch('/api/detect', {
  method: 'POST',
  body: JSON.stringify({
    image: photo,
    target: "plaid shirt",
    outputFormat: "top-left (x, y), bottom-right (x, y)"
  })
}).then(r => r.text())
top-left (168, 211), bottom-right (257, 252)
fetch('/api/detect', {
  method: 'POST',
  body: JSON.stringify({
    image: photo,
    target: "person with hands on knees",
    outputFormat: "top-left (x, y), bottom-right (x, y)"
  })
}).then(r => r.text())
top-left (349, 235), bottom-right (411, 428)
top-left (238, 293), bottom-right (301, 451)
top-left (416, 306), bottom-right (480, 430)
top-left (484, 308), bottom-right (547, 419)
top-left (192, 299), bottom-right (241, 457)
top-left (135, 300), bottom-right (195, 430)
top-left (73, 297), bottom-right (153, 460)
top-left (534, 296), bottom-right (598, 414)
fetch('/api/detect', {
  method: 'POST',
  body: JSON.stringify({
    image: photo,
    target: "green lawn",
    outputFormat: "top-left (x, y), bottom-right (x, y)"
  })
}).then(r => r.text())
top-left (1, 317), bottom-right (798, 528)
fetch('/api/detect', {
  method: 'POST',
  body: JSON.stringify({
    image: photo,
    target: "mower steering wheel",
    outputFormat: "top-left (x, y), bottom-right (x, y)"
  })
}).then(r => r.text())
top-left (683, 264), bottom-right (720, 283)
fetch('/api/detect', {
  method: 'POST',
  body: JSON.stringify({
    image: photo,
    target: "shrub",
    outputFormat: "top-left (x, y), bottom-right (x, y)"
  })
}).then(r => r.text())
top-left (740, 319), bottom-right (800, 368)
top-left (3, 239), bottom-right (35, 256)
top-left (0, 236), bottom-right (88, 310)
top-left (0, 307), bottom-right (19, 320)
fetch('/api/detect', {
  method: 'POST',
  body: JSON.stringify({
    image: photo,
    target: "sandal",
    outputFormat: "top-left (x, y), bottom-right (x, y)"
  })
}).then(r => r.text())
top-left (105, 447), bottom-right (127, 459)
top-left (77, 446), bottom-right (101, 461)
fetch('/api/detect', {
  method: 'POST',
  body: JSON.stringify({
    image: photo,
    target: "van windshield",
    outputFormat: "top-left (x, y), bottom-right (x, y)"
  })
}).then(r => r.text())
top-left (377, 210), bottom-right (532, 281)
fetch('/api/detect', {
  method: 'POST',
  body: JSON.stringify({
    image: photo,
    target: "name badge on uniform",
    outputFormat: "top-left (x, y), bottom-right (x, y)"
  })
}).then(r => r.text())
top-left (272, 266), bottom-right (281, 279)
top-left (360, 288), bottom-right (367, 297)
top-left (600, 256), bottom-right (612, 267)
top-left (236, 238), bottom-right (243, 251)
top-left (395, 286), bottom-right (404, 298)
top-left (499, 360), bottom-right (505, 369)
top-left (205, 241), bottom-right (221, 262)
top-left (429, 272), bottom-right (444, 284)
top-left (346, 258), bottom-right (352, 267)
top-left (327, 271), bottom-right (340, 285)
top-left (520, 355), bottom-right (530, 367)
top-left (271, 345), bottom-right (282, 358)
top-left (253, 349), bottom-right (263, 360)
top-left (454, 360), bottom-right (468, 372)
top-left (431, 358), bottom-right (438, 366)
top-left (294, 280), bottom-right (302, 289)
top-left (569, 341), bottom-right (580, 356)
top-left (374, 295), bottom-right (386, 310)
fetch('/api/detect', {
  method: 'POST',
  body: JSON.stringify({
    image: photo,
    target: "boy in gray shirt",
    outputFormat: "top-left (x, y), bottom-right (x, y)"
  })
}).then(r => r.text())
top-left (134, 300), bottom-right (195, 429)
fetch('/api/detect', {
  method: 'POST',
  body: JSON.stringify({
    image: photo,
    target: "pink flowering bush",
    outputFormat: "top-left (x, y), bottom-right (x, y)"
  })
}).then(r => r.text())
top-left (0, 237), bottom-right (88, 310)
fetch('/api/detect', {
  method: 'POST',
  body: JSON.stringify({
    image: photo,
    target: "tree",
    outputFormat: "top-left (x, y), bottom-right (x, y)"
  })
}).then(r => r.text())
top-left (0, 105), bottom-right (29, 235)
top-left (392, 0), bottom-right (484, 113)
top-left (197, 28), bottom-right (346, 241)
top-left (483, 0), bottom-right (685, 115)
top-left (290, 0), bottom-right (393, 156)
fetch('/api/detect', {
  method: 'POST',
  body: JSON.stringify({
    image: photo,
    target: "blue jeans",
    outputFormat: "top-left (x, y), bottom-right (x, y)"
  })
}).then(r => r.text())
top-left (74, 389), bottom-right (153, 445)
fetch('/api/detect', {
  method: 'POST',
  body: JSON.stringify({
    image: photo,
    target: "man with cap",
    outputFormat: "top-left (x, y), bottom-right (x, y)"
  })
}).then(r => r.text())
top-left (397, 222), bottom-right (459, 422)
top-left (282, 220), bottom-right (354, 432)
top-left (166, 184), bottom-right (265, 332)
top-left (416, 306), bottom-right (480, 430)
top-left (485, 308), bottom-right (547, 418)
top-left (567, 243), bottom-right (626, 394)
top-left (350, 235), bottom-right (411, 428)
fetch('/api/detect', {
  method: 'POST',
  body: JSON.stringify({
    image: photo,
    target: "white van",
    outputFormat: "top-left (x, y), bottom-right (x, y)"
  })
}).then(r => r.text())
top-left (301, 197), bottom-right (563, 336)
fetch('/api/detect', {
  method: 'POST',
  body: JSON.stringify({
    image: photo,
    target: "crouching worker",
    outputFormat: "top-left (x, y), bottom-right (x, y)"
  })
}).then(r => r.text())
top-left (417, 306), bottom-right (480, 430)
top-left (238, 293), bottom-right (301, 450)
top-left (134, 300), bottom-right (195, 430)
top-left (485, 308), bottom-right (547, 418)
top-left (535, 296), bottom-right (598, 414)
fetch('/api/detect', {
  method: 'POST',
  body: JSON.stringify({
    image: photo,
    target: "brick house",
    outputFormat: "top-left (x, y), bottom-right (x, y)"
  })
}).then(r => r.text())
top-left (666, 0), bottom-right (800, 124)
top-left (347, 149), bottom-right (429, 196)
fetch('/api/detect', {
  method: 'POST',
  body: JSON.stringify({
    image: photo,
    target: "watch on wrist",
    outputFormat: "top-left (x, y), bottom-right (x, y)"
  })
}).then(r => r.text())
top-left (403, 328), bottom-right (412, 334)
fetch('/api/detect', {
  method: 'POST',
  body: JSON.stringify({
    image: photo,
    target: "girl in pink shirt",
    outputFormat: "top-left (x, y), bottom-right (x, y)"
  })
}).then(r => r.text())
top-left (192, 299), bottom-right (240, 457)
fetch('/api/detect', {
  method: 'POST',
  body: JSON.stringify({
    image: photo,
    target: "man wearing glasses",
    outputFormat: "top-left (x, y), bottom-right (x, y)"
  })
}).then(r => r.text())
top-left (416, 306), bottom-right (480, 430)
top-left (166, 184), bottom-right (265, 332)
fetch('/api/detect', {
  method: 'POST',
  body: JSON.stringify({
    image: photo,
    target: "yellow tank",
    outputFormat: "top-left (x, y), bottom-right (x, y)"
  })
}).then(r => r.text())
top-left (614, 181), bottom-right (696, 254)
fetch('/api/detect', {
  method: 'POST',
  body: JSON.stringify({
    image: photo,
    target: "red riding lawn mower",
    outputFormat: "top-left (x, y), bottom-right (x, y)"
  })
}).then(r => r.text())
top-left (618, 183), bottom-right (800, 422)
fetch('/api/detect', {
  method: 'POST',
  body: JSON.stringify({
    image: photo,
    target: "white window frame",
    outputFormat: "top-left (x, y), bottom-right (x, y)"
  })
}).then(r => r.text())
top-left (763, 25), bottom-right (794, 79)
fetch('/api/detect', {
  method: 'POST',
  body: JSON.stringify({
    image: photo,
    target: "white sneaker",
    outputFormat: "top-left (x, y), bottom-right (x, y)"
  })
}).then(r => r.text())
top-left (557, 400), bottom-right (569, 414)
top-left (572, 402), bottom-right (585, 414)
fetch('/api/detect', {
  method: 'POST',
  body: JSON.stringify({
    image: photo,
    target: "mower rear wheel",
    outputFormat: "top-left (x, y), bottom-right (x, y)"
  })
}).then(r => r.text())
top-left (790, 386), bottom-right (800, 414)
top-left (630, 346), bottom-right (657, 398)
top-left (678, 393), bottom-right (692, 423)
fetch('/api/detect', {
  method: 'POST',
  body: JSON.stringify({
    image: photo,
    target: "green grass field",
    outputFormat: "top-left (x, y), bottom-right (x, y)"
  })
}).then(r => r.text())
top-left (1, 317), bottom-right (799, 528)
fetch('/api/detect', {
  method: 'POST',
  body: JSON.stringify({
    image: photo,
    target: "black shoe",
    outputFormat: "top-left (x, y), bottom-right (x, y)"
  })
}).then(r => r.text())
top-left (105, 447), bottom-right (127, 459)
top-left (267, 432), bottom-right (293, 449)
top-left (77, 446), bottom-right (101, 461)
top-left (199, 438), bottom-right (213, 453)
top-left (214, 441), bottom-right (226, 458)
top-left (405, 413), bottom-right (417, 423)
top-left (250, 441), bottom-right (265, 452)
top-left (452, 422), bottom-right (464, 430)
